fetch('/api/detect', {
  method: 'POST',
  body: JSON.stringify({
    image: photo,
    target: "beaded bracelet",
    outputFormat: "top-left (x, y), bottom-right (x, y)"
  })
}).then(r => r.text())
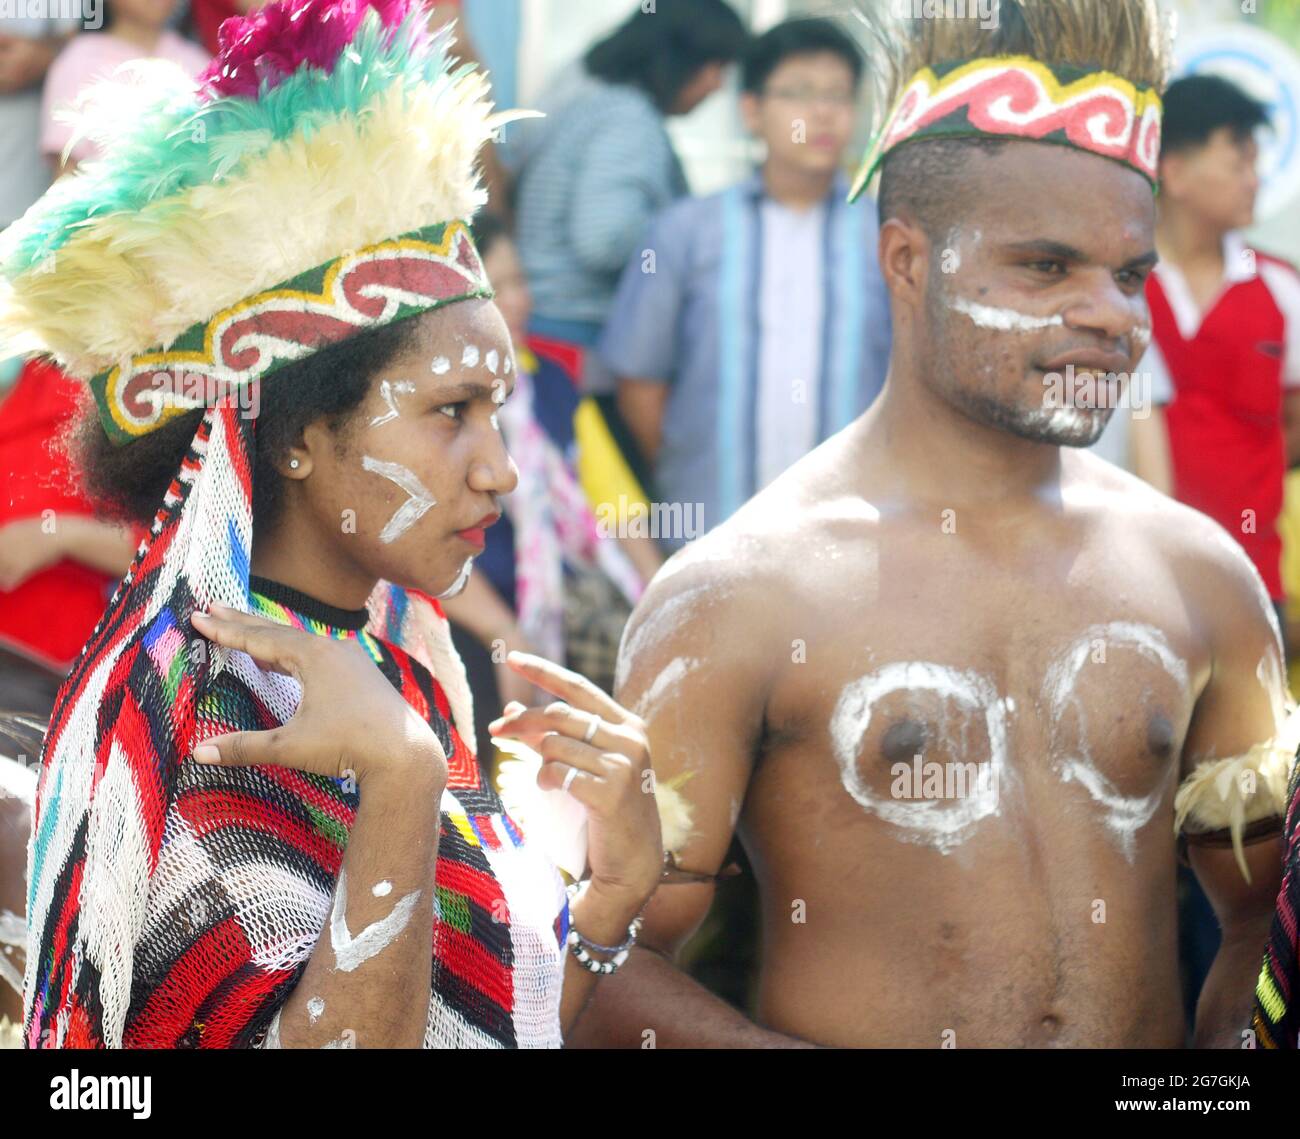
top-left (565, 881), bottom-right (644, 975)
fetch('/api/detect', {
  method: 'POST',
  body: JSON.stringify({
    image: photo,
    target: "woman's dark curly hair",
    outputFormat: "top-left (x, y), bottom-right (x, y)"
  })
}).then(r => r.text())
top-left (73, 315), bottom-right (422, 528)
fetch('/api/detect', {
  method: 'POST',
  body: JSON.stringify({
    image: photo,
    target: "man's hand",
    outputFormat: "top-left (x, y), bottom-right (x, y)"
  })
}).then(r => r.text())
top-left (0, 34), bottom-right (62, 95)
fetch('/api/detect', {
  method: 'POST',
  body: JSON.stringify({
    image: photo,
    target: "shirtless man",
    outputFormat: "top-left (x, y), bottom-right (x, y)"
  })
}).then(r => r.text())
top-left (559, 3), bottom-right (1291, 1048)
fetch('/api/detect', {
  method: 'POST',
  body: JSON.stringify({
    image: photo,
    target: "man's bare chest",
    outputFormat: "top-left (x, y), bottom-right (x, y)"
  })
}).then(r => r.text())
top-left (759, 561), bottom-right (1204, 860)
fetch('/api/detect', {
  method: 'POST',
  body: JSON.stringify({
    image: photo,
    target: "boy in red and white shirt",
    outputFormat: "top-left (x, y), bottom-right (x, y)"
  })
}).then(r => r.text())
top-left (1150, 74), bottom-right (1300, 643)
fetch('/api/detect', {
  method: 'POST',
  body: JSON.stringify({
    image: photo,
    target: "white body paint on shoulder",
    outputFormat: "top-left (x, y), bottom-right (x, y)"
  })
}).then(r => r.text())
top-left (362, 456), bottom-right (437, 543)
top-left (634, 656), bottom-right (700, 718)
top-left (1041, 622), bottom-right (1188, 860)
top-left (950, 296), bottom-right (1065, 332)
top-left (306, 996), bottom-right (325, 1025)
top-left (829, 662), bottom-right (1008, 854)
top-left (328, 867), bottom-right (422, 973)
top-left (372, 879), bottom-right (393, 897)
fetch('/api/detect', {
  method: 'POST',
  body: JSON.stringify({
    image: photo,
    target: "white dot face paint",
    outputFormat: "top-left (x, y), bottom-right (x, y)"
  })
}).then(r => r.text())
top-left (328, 867), bottom-right (422, 973)
top-left (361, 456), bottom-right (437, 544)
top-left (306, 996), bottom-right (325, 1025)
top-left (372, 880), bottom-right (392, 897)
top-left (486, 348), bottom-right (500, 374)
top-left (503, 354), bottom-right (513, 374)
top-left (369, 379), bottom-right (415, 428)
top-left (489, 412), bottom-right (500, 432)
top-left (949, 295), bottom-right (1065, 332)
top-left (829, 662), bottom-right (1008, 855)
top-left (461, 344), bottom-right (480, 368)
top-left (431, 356), bottom-right (451, 375)
top-left (1041, 622), bottom-right (1188, 861)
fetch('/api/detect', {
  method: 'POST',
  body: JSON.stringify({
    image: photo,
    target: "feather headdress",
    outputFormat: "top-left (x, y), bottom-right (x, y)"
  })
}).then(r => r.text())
top-left (0, 0), bottom-right (525, 441)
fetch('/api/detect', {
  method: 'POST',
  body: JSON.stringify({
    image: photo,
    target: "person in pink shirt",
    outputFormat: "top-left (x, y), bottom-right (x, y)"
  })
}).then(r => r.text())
top-left (41, 0), bottom-right (209, 176)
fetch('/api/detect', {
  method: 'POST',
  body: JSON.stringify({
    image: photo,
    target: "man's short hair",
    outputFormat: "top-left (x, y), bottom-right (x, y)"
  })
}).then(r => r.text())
top-left (1160, 74), bottom-right (1271, 156)
top-left (741, 17), bottom-right (864, 94)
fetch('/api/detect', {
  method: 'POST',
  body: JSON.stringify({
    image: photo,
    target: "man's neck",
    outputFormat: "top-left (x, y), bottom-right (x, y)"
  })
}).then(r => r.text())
top-left (110, 20), bottom-right (163, 53)
top-left (1155, 207), bottom-right (1226, 275)
top-left (869, 345), bottom-right (1064, 511)
top-left (761, 161), bottom-right (835, 212)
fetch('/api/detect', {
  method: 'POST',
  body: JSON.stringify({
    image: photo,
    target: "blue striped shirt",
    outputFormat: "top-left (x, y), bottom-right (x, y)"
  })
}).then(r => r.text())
top-left (509, 69), bottom-right (689, 327)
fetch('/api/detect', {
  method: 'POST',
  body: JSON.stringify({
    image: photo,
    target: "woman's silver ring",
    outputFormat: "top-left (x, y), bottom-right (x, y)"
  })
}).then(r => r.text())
top-left (561, 766), bottom-right (579, 794)
top-left (583, 716), bottom-right (601, 744)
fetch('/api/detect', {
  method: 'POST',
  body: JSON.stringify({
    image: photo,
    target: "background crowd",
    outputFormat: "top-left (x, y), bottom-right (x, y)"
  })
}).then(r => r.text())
top-left (1, 0), bottom-right (1299, 1036)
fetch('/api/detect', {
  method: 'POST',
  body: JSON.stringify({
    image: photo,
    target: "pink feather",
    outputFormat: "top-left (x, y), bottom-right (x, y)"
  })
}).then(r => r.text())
top-left (198, 0), bottom-right (426, 101)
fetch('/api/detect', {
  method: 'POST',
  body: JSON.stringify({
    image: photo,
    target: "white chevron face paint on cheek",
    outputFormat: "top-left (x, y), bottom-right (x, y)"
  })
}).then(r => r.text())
top-left (369, 379), bottom-right (415, 427)
top-left (361, 455), bottom-right (437, 543)
top-left (950, 296), bottom-right (1064, 332)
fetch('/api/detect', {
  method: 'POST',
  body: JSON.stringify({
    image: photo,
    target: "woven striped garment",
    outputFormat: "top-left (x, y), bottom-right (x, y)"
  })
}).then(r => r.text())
top-left (1253, 755), bottom-right (1300, 1048)
top-left (23, 400), bottom-right (568, 1048)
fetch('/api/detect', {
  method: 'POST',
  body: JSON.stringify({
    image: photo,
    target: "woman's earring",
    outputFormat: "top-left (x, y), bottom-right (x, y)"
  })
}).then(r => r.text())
top-left (289, 459), bottom-right (301, 470)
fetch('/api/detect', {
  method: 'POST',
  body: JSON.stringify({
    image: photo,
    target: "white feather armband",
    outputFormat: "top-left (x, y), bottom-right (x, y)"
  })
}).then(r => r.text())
top-left (1174, 702), bottom-right (1300, 880)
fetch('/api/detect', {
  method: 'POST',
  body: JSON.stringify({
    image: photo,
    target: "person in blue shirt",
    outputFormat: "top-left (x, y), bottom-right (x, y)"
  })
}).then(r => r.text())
top-left (599, 17), bottom-right (892, 550)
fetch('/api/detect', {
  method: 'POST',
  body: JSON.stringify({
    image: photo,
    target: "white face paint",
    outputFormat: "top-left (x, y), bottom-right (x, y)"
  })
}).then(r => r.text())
top-left (829, 662), bottom-right (1008, 854)
top-left (461, 344), bottom-right (480, 368)
top-left (372, 879), bottom-right (392, 897)
top-left (486, 348), bottom-right (500, 374)
top-left (1041, 622), bottom-right (1188, 860)
top-left (306, 996), bottom-right (325, 1025)
top-left (503, 354), bottom-right (513, 374)
top-left (328, 867), bottom-right (421, 973)
top-left (369, 379), bottom-right (416, 428)
top-left (431, 356), bottom-right (451, 375)
top-left (361, 456), bottom-right (437, 544)
top-left (436, 557), bottom-right (474, 600)
top-left (489, 411), bottom-right (500, 432)
top-left (949, 296), bottom-right (1065, 332)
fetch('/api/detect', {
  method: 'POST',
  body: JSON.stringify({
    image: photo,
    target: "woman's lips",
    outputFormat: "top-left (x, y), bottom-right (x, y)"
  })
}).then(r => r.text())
top-left (456, 512), bottom-right (500, 549)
